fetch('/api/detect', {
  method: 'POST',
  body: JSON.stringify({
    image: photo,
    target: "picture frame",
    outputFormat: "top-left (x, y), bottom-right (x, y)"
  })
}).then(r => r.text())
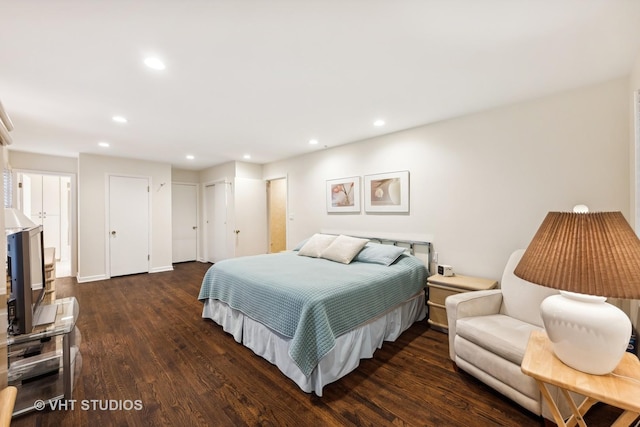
top-left (326, 177), bottom-right (360, 213)
top-left (364, 171), bottom-right (409, 213)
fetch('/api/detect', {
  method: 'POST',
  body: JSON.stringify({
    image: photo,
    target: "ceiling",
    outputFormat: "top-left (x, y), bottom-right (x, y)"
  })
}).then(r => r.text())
top-left (1, 1), bottom-right (640, 171)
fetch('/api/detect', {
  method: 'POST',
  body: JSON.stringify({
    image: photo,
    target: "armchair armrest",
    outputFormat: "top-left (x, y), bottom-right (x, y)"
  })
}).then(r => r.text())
top-left (445, 289), bottom-right (503, 361)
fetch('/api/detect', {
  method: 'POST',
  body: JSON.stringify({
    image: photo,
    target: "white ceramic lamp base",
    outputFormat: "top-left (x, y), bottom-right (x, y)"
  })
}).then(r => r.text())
top-left (540, 291), bottom-right (632, 375)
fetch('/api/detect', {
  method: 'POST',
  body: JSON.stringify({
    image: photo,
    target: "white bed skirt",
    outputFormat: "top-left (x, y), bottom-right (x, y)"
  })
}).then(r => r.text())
top-left (202, 291), bottom-right (426, 396)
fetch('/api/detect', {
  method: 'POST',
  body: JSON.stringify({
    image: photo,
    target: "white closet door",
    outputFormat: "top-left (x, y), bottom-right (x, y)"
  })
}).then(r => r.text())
top-left (42, 175), bottom-right (61, 216)
top-left (205, 183), bottom-right (231, 263)
top-left (109, 175), bottom-right (150, 277)
top-left (172, 183), bottom-right (198, 263)
top-left (21, 173), bottom-right (61, 256)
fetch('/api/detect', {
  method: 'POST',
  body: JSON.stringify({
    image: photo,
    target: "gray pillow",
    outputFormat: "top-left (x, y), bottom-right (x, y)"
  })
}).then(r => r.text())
top-left (292, 237), bottom-right (309, 251)
top-left (353, 242), bottom-right (406, 266)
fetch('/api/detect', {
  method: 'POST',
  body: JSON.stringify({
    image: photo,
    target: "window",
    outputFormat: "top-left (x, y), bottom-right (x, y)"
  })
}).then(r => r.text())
top-left (3, 168), bottom-right (12, 208)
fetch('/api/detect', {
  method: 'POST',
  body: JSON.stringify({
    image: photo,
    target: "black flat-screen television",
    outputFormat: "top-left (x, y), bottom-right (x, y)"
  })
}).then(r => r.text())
top-left (6, 225), bottom-right (46, 335)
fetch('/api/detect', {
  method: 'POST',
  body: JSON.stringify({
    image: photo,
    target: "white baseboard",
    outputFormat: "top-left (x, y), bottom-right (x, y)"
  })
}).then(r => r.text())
top-left (150, 265), bottom-right (174, 273)
top-left (76, 274), bottom-right (108, 283)
top-left (78, 265), bottom-right (173, 282)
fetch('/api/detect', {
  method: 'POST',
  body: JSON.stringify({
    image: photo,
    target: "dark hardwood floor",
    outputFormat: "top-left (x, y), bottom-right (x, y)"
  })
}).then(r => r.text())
top-left (11, 262), bottom-right (626, 427)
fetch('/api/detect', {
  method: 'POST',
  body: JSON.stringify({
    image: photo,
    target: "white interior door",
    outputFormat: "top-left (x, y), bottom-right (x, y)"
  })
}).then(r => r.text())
top-left (21, 173), bottom-right (61, 257)
top-left (41, 175), bottom-right (61, 253)
top-left (205, 182), bottom-right (231, 263)
top-left (233, 178), bottom-right (267, 257)
top-left (172, 183), bottom-right (198, 263)
top-left (109, 175), bottom-right (150, 277)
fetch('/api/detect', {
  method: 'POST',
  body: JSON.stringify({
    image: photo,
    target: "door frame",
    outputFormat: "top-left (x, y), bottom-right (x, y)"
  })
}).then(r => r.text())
top-left (171, 181), bottom-right (200, 263)
top-left (14, 168), bottom-right (78, 277)
top-left (105, 173), bottom-right (151, 279)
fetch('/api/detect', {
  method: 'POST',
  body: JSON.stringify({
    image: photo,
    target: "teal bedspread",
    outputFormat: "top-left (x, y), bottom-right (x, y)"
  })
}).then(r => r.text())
top-left (198, 251), bottom-right (427, 376)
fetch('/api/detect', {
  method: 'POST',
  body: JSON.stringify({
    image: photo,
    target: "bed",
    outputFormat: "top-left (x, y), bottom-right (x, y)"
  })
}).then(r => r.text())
top-left (198, 234), bottom-right (430, 396)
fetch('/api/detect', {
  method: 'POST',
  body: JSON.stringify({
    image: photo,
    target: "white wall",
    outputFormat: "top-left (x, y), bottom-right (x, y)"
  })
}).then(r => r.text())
top-left (629, 54), bottom-right (640, 329)
top-left (78, 153), bottom-right (172, 282)
top-left (631, 52), bottom-right (640, 231)
top-left (171, 168), bottom-right (199, 183)
top-left (264, 77), bottom-right (630, 281)
top-left (8, 150), bottom-right (77, 174)
top-left (236, 161), bottom-right (263, 179)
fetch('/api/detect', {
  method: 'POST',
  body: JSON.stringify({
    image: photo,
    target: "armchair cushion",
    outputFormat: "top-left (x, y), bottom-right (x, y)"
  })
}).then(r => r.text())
top-left (457, 314), bottom-right (543, 365)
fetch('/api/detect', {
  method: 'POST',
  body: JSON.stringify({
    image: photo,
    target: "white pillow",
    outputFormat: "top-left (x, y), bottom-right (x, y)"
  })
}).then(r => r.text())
top-left (320, 235), bottom-right (369, 264)
top-left (297, 234), bottom-right (338, 258)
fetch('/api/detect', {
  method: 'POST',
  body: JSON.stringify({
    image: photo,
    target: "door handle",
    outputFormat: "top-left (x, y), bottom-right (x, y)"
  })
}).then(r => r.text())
top-left (192, 226), bottom-right (197, 230)
top-left (111, 230), bottom-right (116, 236)
top-left (234, 230), bottom-right (240, 234)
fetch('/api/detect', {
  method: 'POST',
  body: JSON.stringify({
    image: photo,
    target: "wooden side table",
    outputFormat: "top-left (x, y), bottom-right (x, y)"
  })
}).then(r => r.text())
top-left (426, 274), bottom-right (497, 331)
top-left (521, 330), bottom-right (640, 427)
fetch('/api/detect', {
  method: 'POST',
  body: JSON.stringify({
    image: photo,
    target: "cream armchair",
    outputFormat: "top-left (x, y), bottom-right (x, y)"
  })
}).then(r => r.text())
top-left (445, 249), bottom-right (578, 422)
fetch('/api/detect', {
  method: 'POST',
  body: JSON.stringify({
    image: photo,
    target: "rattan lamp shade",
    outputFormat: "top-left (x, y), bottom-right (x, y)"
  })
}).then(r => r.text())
top-left (514, 211), bottom-right (640, 299)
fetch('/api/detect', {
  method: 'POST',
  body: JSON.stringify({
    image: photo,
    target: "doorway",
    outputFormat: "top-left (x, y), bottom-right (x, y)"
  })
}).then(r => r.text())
top-left (17, 171), bottom-right (73, 277)
top-left (267, 178), bottom-right (287, 253)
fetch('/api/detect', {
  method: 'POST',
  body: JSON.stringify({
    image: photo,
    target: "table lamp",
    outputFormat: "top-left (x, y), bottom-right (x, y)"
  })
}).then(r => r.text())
top-left (514, 209), bottom-right (640, 375)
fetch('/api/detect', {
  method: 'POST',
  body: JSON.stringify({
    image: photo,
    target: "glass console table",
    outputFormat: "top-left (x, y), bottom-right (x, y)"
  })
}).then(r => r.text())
top-left (7, 297), bottom-right (80, 416)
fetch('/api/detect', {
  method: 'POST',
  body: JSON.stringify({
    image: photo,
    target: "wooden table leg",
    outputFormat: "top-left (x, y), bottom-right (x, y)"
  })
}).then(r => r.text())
top-left (560, 389), bottom-right (595, 427)
top-left (611, 411), bottom-right (640, 427)
top-left (538, 381), bottom-right (569, 427)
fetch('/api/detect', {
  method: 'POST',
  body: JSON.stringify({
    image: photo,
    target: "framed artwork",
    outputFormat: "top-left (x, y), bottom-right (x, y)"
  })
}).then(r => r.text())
top-left (364, 171), bottom-right (409, 213)
top-left (326, 177), bottom-right (360, 213)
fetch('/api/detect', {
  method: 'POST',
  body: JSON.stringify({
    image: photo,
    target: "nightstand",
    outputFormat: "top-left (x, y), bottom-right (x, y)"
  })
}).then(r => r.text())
top-left (427, 274), bottom-right (498, 332)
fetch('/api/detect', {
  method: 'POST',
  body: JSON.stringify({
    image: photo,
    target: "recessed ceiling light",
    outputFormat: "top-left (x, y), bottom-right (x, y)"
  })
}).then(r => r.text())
top-left (144, 57), bottom-right (166, 71)
top-left (243, 154), bottom-right (251, 160)
top-left (112, 115), bottom-right (127, 124)
top-left (373, 119), bottom-right (385, 127)
top-left (186, 155), bottom-right (195, 160)
top-left (98, 142), bottom-right (110, 148)
top-left (309, 139), bottom-right (319, 145)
